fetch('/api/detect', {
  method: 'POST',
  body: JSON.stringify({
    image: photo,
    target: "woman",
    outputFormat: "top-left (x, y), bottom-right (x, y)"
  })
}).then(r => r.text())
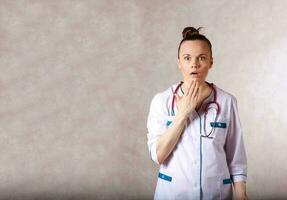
top-left (147, 27), bottom-right (248, 200)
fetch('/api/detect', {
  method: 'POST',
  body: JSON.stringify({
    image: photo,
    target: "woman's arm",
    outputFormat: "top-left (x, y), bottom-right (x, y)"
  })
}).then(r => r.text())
top-left (156, 112), bottom-right (187, 164)
top-left (225, 97), bottom-right (248, 198)
top-left (234, 181), bottom-right (247, 200)
top-left (156, 81), bottom-right (199, 164)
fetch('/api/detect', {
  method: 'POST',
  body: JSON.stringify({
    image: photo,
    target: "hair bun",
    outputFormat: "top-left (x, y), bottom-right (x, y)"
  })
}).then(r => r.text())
top-left (182, 27), bottom-right (202, 39)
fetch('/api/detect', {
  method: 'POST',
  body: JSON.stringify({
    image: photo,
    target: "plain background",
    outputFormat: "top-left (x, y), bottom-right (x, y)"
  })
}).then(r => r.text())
top-left (0, 0), bottom-right (287, 199)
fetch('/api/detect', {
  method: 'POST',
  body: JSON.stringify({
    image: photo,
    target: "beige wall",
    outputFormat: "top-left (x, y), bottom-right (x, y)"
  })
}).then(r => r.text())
top-left (0, 0), bottom-right (286, 199)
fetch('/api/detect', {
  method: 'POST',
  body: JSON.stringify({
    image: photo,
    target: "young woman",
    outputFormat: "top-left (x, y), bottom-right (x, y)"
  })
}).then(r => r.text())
top-left (147, 27), bottom-right (248, 200)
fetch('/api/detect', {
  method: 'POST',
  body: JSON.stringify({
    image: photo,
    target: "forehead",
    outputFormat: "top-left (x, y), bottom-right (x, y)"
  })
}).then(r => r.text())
top-left (180, 40), bottom-right (210, 55)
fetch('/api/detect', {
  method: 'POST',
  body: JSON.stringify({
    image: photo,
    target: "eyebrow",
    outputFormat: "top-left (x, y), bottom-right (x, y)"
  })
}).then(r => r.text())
top-left (183, 53), bottom-right (208, 56)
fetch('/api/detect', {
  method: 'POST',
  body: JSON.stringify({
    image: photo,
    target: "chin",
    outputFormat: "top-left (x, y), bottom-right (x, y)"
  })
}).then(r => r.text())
top-left (190, 77), bottom-right (202, 81)
top-left (184, 77), bottom-right (203, 84)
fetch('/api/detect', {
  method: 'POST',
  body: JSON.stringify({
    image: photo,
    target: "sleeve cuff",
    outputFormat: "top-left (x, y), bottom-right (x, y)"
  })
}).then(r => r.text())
top-left (231, 174), bottom-right (247, 182)
top-left (150, 142), bottom-right (159, 164)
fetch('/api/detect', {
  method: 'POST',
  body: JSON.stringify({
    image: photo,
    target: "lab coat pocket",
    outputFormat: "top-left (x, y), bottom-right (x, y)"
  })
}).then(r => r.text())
top-left (220, 178), bottom-right (233, 200)
top-left (203, 176), bottom-right (221, 199)
top-left (155, 171), bottom-right (174, 199)
top-left (211, 119), bottom-right (228, 144)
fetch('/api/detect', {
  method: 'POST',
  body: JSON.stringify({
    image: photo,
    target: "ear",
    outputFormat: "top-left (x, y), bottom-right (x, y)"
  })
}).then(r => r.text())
top-left (209, 57), bottom-right (213, 69)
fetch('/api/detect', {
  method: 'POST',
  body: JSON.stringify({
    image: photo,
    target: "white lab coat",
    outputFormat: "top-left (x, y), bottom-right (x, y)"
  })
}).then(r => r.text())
top-left (147, 82), bottom-right (247, 200)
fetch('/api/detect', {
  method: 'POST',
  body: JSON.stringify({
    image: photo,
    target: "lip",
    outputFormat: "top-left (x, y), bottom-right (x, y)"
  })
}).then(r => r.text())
top-left (190, 72), bottom-right (199, 76)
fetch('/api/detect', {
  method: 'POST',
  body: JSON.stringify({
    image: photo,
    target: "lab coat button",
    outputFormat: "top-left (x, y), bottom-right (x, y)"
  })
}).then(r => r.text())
top-left (194, 183), bottom-right (198, 188)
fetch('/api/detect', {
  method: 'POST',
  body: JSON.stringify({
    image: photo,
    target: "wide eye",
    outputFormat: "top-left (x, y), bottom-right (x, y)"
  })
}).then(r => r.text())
top-left (184, 56), bottom-right (191, 61)
top-left (199, 56), bottom-right (207, 61)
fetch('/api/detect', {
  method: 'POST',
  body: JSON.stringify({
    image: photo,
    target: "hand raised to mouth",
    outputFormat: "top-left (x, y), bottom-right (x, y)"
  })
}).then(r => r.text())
top-left (174, 80), bottom-right (200, 119)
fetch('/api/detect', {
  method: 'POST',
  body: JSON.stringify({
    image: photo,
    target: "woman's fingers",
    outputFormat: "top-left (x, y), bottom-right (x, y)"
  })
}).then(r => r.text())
top-left (192, 81), bottom-right (199, 98)
top-left (194, 87), bottom-right (199, 101)
top-left (187, 80), bottom-right (195, 97)
top-left (188, 80), bottom-right (198, 98)
top-left (185, 80), bottom-right (193, 96)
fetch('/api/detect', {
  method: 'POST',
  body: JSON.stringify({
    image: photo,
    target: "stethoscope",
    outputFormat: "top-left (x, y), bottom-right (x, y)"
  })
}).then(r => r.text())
top-left (171, 81), bottom-right (220, 138)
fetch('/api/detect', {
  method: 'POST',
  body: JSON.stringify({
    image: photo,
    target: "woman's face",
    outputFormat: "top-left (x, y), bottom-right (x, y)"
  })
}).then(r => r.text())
top-left (177, 40), bottom-right (213, 85)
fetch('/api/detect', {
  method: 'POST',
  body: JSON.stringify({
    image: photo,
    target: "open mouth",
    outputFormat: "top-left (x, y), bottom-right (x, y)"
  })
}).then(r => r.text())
top-left (190, 72), bottom-right (199, 75)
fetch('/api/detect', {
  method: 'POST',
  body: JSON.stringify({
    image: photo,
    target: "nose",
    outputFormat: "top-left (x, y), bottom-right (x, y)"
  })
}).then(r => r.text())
top-left (190, 57), bottom-right (199, 68)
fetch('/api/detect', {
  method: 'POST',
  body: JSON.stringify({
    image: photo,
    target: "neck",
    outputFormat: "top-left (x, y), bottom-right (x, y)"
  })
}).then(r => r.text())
top-left (182, 80), bottom-right (209, 94)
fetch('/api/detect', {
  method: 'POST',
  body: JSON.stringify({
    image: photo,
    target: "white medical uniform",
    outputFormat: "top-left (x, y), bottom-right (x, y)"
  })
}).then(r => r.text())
top-left (147, 82), bottom-right (247, 200)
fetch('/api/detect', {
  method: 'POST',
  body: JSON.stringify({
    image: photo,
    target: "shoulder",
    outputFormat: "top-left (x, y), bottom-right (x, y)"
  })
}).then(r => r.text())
top-left (214, 84), bottom-right (237, 101)
top-left (212, 84), bottom-right (241, 119)
top-left (214, 84), bottom-right (238, 106)
top-left (149, 82), bottom-right (179, 113)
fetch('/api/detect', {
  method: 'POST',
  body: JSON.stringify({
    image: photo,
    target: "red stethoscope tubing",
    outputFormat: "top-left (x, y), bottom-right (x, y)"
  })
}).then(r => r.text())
top-left (171, 81), bottom-right (184, 115)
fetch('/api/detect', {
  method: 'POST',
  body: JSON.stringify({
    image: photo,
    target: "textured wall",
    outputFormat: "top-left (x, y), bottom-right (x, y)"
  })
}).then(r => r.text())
top-left (0, 0), bottom-right (286, 199)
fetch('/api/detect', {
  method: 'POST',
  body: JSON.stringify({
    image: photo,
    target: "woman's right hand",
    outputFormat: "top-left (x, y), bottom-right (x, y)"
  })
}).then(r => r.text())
top-left (174, 80), bottom-right (200, 119)
top-left (155, 80), bottom-right (200, 164)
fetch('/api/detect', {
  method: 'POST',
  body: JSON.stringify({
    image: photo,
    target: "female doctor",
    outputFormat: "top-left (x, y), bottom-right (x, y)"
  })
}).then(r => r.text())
top-left (147, 27), bottom-right (248, 200)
